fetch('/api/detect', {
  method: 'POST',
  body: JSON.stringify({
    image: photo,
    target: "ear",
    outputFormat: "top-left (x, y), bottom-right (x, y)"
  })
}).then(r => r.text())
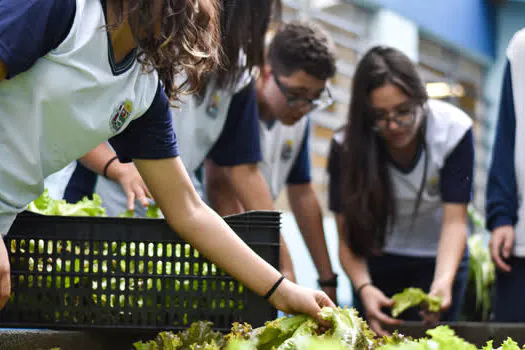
top-left (262, 64), bottom-right (272, 81)
top-left (257, 64), bottom-right (273, 90)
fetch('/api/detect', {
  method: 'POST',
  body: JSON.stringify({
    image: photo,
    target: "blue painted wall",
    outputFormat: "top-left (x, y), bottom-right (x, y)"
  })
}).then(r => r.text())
top-left (356, 0), bottom-right (496, 60)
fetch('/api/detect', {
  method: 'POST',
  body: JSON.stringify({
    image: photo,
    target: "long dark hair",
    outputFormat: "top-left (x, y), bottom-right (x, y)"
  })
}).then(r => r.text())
top-left (341, 46), bottom-right (428, 258)
top-left (216, 0), bottom-right (281, 89)
top-left (108, 0), bottom-right (222, 101)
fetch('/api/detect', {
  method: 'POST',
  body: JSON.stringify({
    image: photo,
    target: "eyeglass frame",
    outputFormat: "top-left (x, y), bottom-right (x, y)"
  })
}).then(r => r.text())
top-left (370, 103), bottom-right (422, 132)
top-left (272, 71), bottom-right (334, 111)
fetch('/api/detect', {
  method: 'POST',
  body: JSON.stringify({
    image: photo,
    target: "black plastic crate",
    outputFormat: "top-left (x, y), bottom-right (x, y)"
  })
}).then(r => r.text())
top-left (0, 210), bottom-right (280, 332)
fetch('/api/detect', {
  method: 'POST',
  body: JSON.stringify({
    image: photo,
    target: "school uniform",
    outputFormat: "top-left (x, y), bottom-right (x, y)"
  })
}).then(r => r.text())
top-left (258, 116), bottom-right (312, 199)
top-left (63, 78), bottom-right (262, 217)
top-left (486, 28), bottom-right (525, 322)
top-left (328, 99), bottom-right (474, 321)
top-left (0, 0), bottom-right (179, 232)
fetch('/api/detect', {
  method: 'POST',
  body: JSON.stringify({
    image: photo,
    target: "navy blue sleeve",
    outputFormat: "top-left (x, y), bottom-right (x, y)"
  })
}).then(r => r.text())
top-left (286, 121), bottom-right (312, 185)
top-left (64, 162), bottom-right (98, 203)
top-left (207, 83), bottom-right (262, 166)
top-left (0, 0), bottom-right (76, 78)
top-left (439, 128), bottom-right (474, 203)
top-left (486, 60), bottom-right (519, 231)
top-left (109, 83), bottom-right (179, 162)
top-left (327, 137), bottom-right (343, 213)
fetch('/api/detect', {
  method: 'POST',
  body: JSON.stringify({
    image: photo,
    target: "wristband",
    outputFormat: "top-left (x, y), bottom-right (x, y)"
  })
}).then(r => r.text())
top-left (103, 156), bottom-right (119, 178)
top-left (318, 274), bottom-right (338, 288)
top-left (356, 282), bottom-right (372, 297)
top-left (263, 275), bottom-right (285, 300)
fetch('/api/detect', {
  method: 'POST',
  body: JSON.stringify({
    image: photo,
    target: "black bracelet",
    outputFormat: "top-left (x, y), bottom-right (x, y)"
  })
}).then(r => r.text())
top-left (103, 156), bottom-right (119, 178)
top-left (356, 282), bottom-right (372, 297)
top-left (263, 275), bottom-right (285, 300)
top-left (318, 274), bottom-right (338, 288)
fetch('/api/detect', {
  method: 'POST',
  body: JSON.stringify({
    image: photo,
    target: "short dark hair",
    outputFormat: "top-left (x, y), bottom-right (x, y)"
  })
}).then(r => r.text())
top-left (267, 21), bottom-right (336, 81)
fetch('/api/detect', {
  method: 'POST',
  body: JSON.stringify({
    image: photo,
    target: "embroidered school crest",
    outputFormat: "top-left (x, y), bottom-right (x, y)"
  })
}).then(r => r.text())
top-left (206, 92), bottom-right (221, 119)
top-left (110, 100), bottom-right (133, 133)
top-left (281, 140), bottom-right (293, 161)
top-left (426, 175), bottom-right (440, 197)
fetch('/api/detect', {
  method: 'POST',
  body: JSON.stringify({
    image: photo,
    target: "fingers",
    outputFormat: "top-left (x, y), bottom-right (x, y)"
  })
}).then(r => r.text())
top-left (490, 228), bottom-right (514, 272)
top-left (502, 234), bottom-right (514, 259)
top-left (315, 314), bottom-right (331, 329)
top-left (126, 191), bottom-right (136, 211)
top-left (374, 310), bottom-right (403, 326)
top-left (135, 186), bottom-right (150, 208)
top-left (420, 310), bottom-right (440, 325)
top-left (125, 183), bottom-right (151, 211)
top-left (491, 236), bottom-right (511, 272)
top-left (298, 291), bottom-right (324, 324)
top-left (367, 298), bottom-right (402, 326)
top-left (440, 296), bottom-right (452, 311)
top-left (316, 291), bottom-right (336, 309)
top-left (369, 319), bottom-right (390, 337)
top-left (292, 289), bottom-right (334, 327)
top-left (143, 185), bottom-right (153, 199)
top-left (377, 292), bottom-right (395, 308)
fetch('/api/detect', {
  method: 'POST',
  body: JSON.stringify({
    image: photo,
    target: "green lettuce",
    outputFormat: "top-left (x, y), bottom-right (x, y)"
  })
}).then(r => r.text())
top-left (318, 306), bottom-right (375, 349)
top-left (119, 204), bottom-right (163, 219)
top-left (376, 326), bottom-right (476, 350)
top-left (251, 314), bottom-right (309, 350)
top-left (391, 288), bottom-right (441, 318)
top-left (133, 322), bottom-right (224, 350)
top-left (500, 337), bottom-right (521, 350)
top-left (466, 206), bottom-right (496, 321)
top-left (28, 189), bottom-right (106, 217)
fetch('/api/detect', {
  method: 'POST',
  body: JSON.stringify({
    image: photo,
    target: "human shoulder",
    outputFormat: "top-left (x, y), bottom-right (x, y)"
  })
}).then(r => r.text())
top-left (426, 99), bottom-right (472, 130)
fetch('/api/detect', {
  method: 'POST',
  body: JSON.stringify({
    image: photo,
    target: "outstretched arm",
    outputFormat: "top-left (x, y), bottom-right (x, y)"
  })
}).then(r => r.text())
top-left (134, 156), bottom-right (334, 317)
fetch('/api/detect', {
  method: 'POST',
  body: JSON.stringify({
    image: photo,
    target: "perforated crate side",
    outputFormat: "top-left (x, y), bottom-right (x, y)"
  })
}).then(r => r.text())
top-left (0, 211), bottom-right (280, 331)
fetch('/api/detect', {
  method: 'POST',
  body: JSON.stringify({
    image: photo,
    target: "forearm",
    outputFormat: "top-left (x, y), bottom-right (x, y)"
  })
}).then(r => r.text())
top-left (229, 164), bottom-right (275, 210)
top-left (288, 184), bottom-right (334, 279)
top-left (335, 215), bottom-right (370, 287)
top-left (204, 159), bottom-right (244, 216)
top-left (339, 241), bottom-right (370, 288)
top-left (227, 164), bottom-right (295, 279)
top-left (175, 200), bottom-right (281, 296)
top-left (135, 157), bottom-right (281, 297)
top-left (434, 222), bottom-right (467, 285)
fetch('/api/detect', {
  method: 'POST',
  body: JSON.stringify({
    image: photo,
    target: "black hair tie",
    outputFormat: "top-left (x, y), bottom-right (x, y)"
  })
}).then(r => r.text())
top-left (264, 275), bottom-right (286, 300)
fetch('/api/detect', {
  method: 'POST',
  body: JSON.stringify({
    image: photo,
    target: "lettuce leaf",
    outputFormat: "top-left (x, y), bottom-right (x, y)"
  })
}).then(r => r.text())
top-left (391, 288), bottom-right (441, 318)
top-left (28, 189), bottom-right (106, 217)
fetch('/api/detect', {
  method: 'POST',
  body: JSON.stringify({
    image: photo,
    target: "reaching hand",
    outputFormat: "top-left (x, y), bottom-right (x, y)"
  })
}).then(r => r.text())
top-left (360, 284), bottom-right (402, 336)
top-left (268, 279), bottom-right (335, 326)
top-left (114, 162), bottom-right (153, 212)
top-left (490, 225), bottom-right (515, 272)
top-left (421, 278), bottom-right (452, 324)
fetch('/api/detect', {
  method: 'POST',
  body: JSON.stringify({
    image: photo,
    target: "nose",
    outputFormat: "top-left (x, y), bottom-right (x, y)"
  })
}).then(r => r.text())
top-left (386, 119), bottom-right (401, 131)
